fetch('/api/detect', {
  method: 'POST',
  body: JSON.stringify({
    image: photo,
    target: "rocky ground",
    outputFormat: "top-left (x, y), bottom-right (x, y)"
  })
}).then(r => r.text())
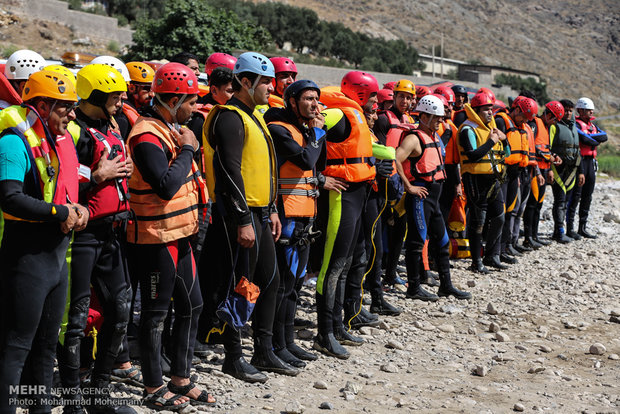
top-left (39, 178), bottom-right (619, 414)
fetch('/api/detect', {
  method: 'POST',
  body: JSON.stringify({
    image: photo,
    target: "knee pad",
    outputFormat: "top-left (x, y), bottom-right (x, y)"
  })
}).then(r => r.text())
top-left (67, 297), bottom-right (91, 332)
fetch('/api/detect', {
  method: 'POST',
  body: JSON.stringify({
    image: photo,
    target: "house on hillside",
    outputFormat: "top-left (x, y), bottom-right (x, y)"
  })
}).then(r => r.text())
top-left (459, 64), bottom-right (541, 86)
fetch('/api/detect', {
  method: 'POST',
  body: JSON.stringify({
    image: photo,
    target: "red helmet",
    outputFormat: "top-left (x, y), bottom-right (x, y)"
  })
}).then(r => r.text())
top-left (341, 71), bottom-right (379, 106)
top-left (545, 100), bottom-right (565, 120)
top-left (470, 92), bottom-right (494, 108)
top-left (152, 62), bottom-right (199, 94)
top-left (477, 87), bottom-right (495, 103)
top-left (415, 85), bottom-right (431, 100)
top-left (432, 93), bottom-right (449, 108)
top-left (512, 96), bottom-right (538, 121)
top-left (433, 85), bottom-right (455, 104)
top-left (383, 81), bottom-right (397, 90)
top-left (205, 53), bottom-right (237, 76)
top-left (377, 88), bottom-right (394, 104)
top-left (270, 57), bottom-right (298, 75)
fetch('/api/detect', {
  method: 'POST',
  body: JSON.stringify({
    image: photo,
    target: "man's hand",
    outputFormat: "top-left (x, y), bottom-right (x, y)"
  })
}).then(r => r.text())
top-left (124, 153), bottom-right (134, 179)
top-left (308, 110), bottom-right (325, 130)
top-left (92, 149), bottom-right (126, 184)
top-left (405, 183), bottom-right (428, 198)
top-left (269, 213), bottom-right (281, 242)
top-left (552, 155), bottom-right (563, 165)
top-left (375, 160), bottom-right (393, 178)
top-left (455, 182), bottom-right (463, 197)
top-left (537, 173), bottom-right (545, 186)
top-left (237, 224), bottom-right (255, 248)
top-left (323, 176), bottom-right (348, 193)
top-left (173, 127), bottom-right (199, 151)
top-left (60, 204), bottom-right (79, 234)
top-left (578, 173), bottom-right (585, 187)
top-left (72, 203), bottom-right (90, 232)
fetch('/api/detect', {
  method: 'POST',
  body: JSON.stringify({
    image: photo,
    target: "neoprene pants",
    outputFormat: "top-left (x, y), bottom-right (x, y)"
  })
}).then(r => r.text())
top-left (462, 173), bottom-right (505, 261)
top-left (315, 182), bottom-right (366, 336)
top-left (363, 189), bottom-right (386, 298)
top-left (383, 208), bottom-right (406, 281)
top-left (524, 168), bottom-right (546, 239)
top-left (127, 237), bottom-right (202, 387)
top-left (567, 156), bottom-right (596, 227)
top-left (197, 207), bottom-right (279, 357)
top-left (0, 222), bottom-right (70, 414)
top-left (501, 165), bottom-right (523, 251)
top-left (57, 223), bottom-right (131, 390)
top-left (274, 217), bottom-right (310, 349)
top-left (511, 167), bottom-right (532, 245)
top-left (404, 182), bottom-right (450, 289)
top-left (439, 164), bottom-right (460, 226)
top-left (552, 164), bottom-right (576, 232)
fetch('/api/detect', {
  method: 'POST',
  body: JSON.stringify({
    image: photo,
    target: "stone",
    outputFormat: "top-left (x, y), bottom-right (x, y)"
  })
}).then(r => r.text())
top-left (297, 329), bottom-right (314, 339)
top-left (539, 345), bottom-right (552, 353)
top-left (515, 345), bottom-right (528, 351)
top-left (589, 343), bottom-right (606, 355)
top-left (473, 365), bottom-right (488, 377)
top-left (557, 354), bottom-right (568, 361)
top-left (563, 320), bottom-right (577, 329)
top-left (440, 304), bottom-right (463, 314)
top-left (386, 339), bottom-right (405, 350)
top-left (38, 28), bottom-right (52, 40)
top-left (314, 380), bottom-right (328, 390)
top-left (608, 354), bottom-right (619, 360)
top-left (495, 332), bottom-right (510, 342)
top-left (378, 321), bottom-right (391, 330)
top-left (72, 37), bottom-right (92, 46)
top-left (284, 401), bottom-right (304, 414)
top-left (528, 366), bottom-right (545, 374)
top-left (343, 391), bottom-right (355, 401)
top-left (468, 327), bottom-right (477, 335)
top-left (343, 381), bottom-right (362, 395)
top-left (437, 324), bottom-right (455, 333)
top-left (380, 363), bottom-right (398, 373)
top-left (319, 402), bottom-right (334, 410)
top-left (610, 316), bottom-right (620, 324)
top-left (487, 303), bottom-right (499, 315)
top-left (359, 326), bottom-right (373, 336)
top-left (467, 280), bottom-right (476, 287)
top-left (559, 272), bottom-right (575, 280)
top-left (603, 211), bottom-right (620, 223)
top-left (488, 322), bottom-right (501, 333)
top-left (514, 403), bottom-right (525, 412)
top-left (611, 309), bottom-right (620, 317)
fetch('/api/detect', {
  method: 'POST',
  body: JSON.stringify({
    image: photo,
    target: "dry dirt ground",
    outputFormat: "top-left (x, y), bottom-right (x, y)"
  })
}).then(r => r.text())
top-left (33, 178), bottom-right (620, 414)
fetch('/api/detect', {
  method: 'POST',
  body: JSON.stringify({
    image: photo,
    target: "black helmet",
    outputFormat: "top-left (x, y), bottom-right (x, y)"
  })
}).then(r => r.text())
top-left (283, 79), bottom-right (320, 108)
top-left (451, 84), bottom-right (468, 103)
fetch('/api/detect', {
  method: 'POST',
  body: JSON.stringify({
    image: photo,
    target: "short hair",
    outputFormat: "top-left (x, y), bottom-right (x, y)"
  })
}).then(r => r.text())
top-left (519, 90), bottom-right (537, 100)
top-left (170, 52), bottom-right (199, 66)
top-left (231, 71), bottom-right (258, 92)
top-left (209, 67), bottom-right (233, 88)
top-left (560, 99), bottom-right (574, 110)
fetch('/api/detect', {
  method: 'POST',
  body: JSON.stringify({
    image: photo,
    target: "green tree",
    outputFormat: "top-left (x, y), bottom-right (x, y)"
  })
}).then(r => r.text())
top-left (124, 0), bottom-right (271, 61)
top-left (494, 74), bottom-right (550, 104)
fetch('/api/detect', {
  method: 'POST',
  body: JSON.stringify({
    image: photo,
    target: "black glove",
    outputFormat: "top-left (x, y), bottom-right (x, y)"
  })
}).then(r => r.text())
top-left (376, 160), bottom-right (394, 178)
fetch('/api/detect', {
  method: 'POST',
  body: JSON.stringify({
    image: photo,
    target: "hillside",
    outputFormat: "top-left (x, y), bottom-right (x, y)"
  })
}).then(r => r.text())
top-left (257, 0), bottom-right (619, 114)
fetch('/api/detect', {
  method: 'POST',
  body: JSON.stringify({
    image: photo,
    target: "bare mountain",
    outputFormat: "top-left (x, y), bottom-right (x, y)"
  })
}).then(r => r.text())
top-left (257, 0), bottom-right (619, 113)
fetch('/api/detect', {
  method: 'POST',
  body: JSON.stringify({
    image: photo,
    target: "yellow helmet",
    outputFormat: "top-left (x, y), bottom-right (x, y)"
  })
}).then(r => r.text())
top-left (44, 64), bottom-right (77, 86)
top-left (76, 64), bottom-right (127, 100)
top-left (21, 70), bottom-right (78, 102)
top-left (393, 79), bottom-right (416, 95)
top-left (126, 61), bottom-right (155, 84)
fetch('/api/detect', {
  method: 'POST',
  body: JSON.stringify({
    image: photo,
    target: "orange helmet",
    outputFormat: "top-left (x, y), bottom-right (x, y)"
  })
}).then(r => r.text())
top-left (415, 85), bottom-right (431, 100)
top-left (477, 87), bottom-right (495, 103)
top-left (21, 70), bottom-right (78, 102)
top-left (393, 79), bottom-right (415, 95)
top-left (126, 61), bottom-right (155, 84)
top-left (470, 91), bottom-right (494, 108)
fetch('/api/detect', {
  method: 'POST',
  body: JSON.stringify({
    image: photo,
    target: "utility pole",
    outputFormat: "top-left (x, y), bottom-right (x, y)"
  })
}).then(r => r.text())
top-left (440, 32), bottom-right (444, 80)
top-left (431, 45), bottom-right (435, 81)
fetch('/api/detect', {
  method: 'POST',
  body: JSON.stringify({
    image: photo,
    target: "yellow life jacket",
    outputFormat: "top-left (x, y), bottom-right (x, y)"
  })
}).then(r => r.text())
top-left (202, 105), bottom-right (277, 207)
top-left (457, 104), bottom-right (504, 175)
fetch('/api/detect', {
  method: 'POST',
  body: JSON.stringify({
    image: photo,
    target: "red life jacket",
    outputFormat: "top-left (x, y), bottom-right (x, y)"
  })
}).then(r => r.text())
top-left (382, 109), bottom-right (416, 148)
top-left (80, 128), bottom-right (130, 220)
top-left (533, 117), bottom-right (551, 169)
top-left (575, 118), bottom-right (598, 157)
top-left (195, 103), bottom-right (213, 119)
top-left (408, 129), bottom-right (446, 183)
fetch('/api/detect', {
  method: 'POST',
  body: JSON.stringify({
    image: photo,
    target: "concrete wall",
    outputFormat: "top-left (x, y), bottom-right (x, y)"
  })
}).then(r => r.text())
top-left (4, 0), bottom-right (133, 46)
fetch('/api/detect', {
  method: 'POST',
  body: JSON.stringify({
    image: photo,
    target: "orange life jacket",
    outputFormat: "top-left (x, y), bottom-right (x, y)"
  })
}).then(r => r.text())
top-left (438, 119), bottom-right (459, 165)
top-left (126, 117), bottom-right (207, 244)
top-left (496, 112), bottom-right (529, 167)
top-left (533, 117), bottom-right (551, 169)
top-left (122, 103), bottom-right (140, 127)
top-left (269, 121), bottom-right (318, 218)
top-left (526, 122), bottom-right (537, 167)
top-left (407, 129), bottom-right (446, 183)
top-left (268, 94), bottom-right (284, 108)
top-left (195, 103), bottom-right (213, 120)
top-left (319, 89), bottom-right (375, 183)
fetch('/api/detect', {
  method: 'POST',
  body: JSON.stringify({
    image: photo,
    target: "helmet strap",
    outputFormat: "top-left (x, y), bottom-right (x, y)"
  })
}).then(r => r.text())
top-left (155, 93), bottom-right (187, 130)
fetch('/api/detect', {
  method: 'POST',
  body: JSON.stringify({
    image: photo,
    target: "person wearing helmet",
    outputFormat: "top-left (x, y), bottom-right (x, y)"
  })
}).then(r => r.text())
top-left (567, 97), bottom-right (608, 239)
top-left (262, 79), bottom-right (326, 368)
top-left (3, 49), bottom-right (46, 97)
top-left (269, 57), bottom-right (298, 108)
top-left (0, 70), bottom-right (86, 414)
top-left (115, 61), bottom-right (156, 140)
top-left (199, 52), bottom-right (294, 382)
top-left (494, 95), bottom-right (538, 265)
top-left (377, 88), bottom-right (394, 111)
top-left (44, 64), bottom-right (77, 85)
top-left (522, 100), bottom-right (565, 248)
top-left (124, 62), bottom-right (212, 409)
top-left (451, 84), bottom-right (468, 127)
top-left (57, 63), bottom-right (136, 414)
top-left (205, 52), bottom-right (237, 77)
top-left (457, 92), bottom-right (508, 274)
top-left (395, 95), bottom-right (471, 301)
top-left (372, 79), bottom-right (416, 288)
top-left (551, 100), bottom-right (584, 242)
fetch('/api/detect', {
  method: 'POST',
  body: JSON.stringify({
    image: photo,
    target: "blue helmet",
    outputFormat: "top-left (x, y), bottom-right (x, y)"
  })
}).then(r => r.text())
top-left (233, 52), bottom-right (275, 78)
top-left (283, 79), bottom-right (320, 108)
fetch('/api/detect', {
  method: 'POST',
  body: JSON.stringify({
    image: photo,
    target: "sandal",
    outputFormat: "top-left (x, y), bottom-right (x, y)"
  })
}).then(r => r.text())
top-left (142, 386), bottom-right (189, 412)
top-left (167, 380), bottom-right (216, 407)
top-left (110, 365), bottom-right (143, 387)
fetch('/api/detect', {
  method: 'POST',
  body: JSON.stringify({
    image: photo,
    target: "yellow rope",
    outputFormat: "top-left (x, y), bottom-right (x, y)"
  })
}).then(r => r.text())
top-left (205, 322), bottom-right (227, 343)
top-left (87, 327), bottom-right (98, 360)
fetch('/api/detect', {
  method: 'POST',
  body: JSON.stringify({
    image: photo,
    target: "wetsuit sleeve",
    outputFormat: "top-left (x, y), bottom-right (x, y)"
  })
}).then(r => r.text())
top-left (268, 124), bottom-right (325, 170)
top-left (453, 110), bottom-right (467, 127)
top-left (74, 126), bottom-right (98, 196)
top-left (373, 114), bottom-right (390, 144)
top-left (577, 125), bottom-right (608, 146)
top-left (130, 132), bottom-right (195, 200)
top-left (459, 127), bottom-right (496, 162)
top-left (323, 109), bottom-right (350, 143)
top-left (495, 116), bottom-right (507, 134)
top-left (372, 142), bottom-right (396, 160)
top-left (0, 134), bottom-right (69, 221)
top-left (115, 111), bottom-right (131, 140)
top-left (212, 110), bottom-right (252, 226)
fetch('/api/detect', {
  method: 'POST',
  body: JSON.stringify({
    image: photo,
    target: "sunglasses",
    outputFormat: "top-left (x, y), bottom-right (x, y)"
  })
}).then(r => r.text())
top-left (54, 100), bottom-right (78, 113)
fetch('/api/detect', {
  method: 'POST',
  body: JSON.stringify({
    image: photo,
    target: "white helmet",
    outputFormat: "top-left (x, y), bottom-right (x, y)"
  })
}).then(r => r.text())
top-left (415, 94), bottom-right (445, 116)
top-left (89, 56), bottom-right (130, 82)
top-left (4, 49), bottom-right (46, 80)
top-left (575, 97), bottom-right (595, 111)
